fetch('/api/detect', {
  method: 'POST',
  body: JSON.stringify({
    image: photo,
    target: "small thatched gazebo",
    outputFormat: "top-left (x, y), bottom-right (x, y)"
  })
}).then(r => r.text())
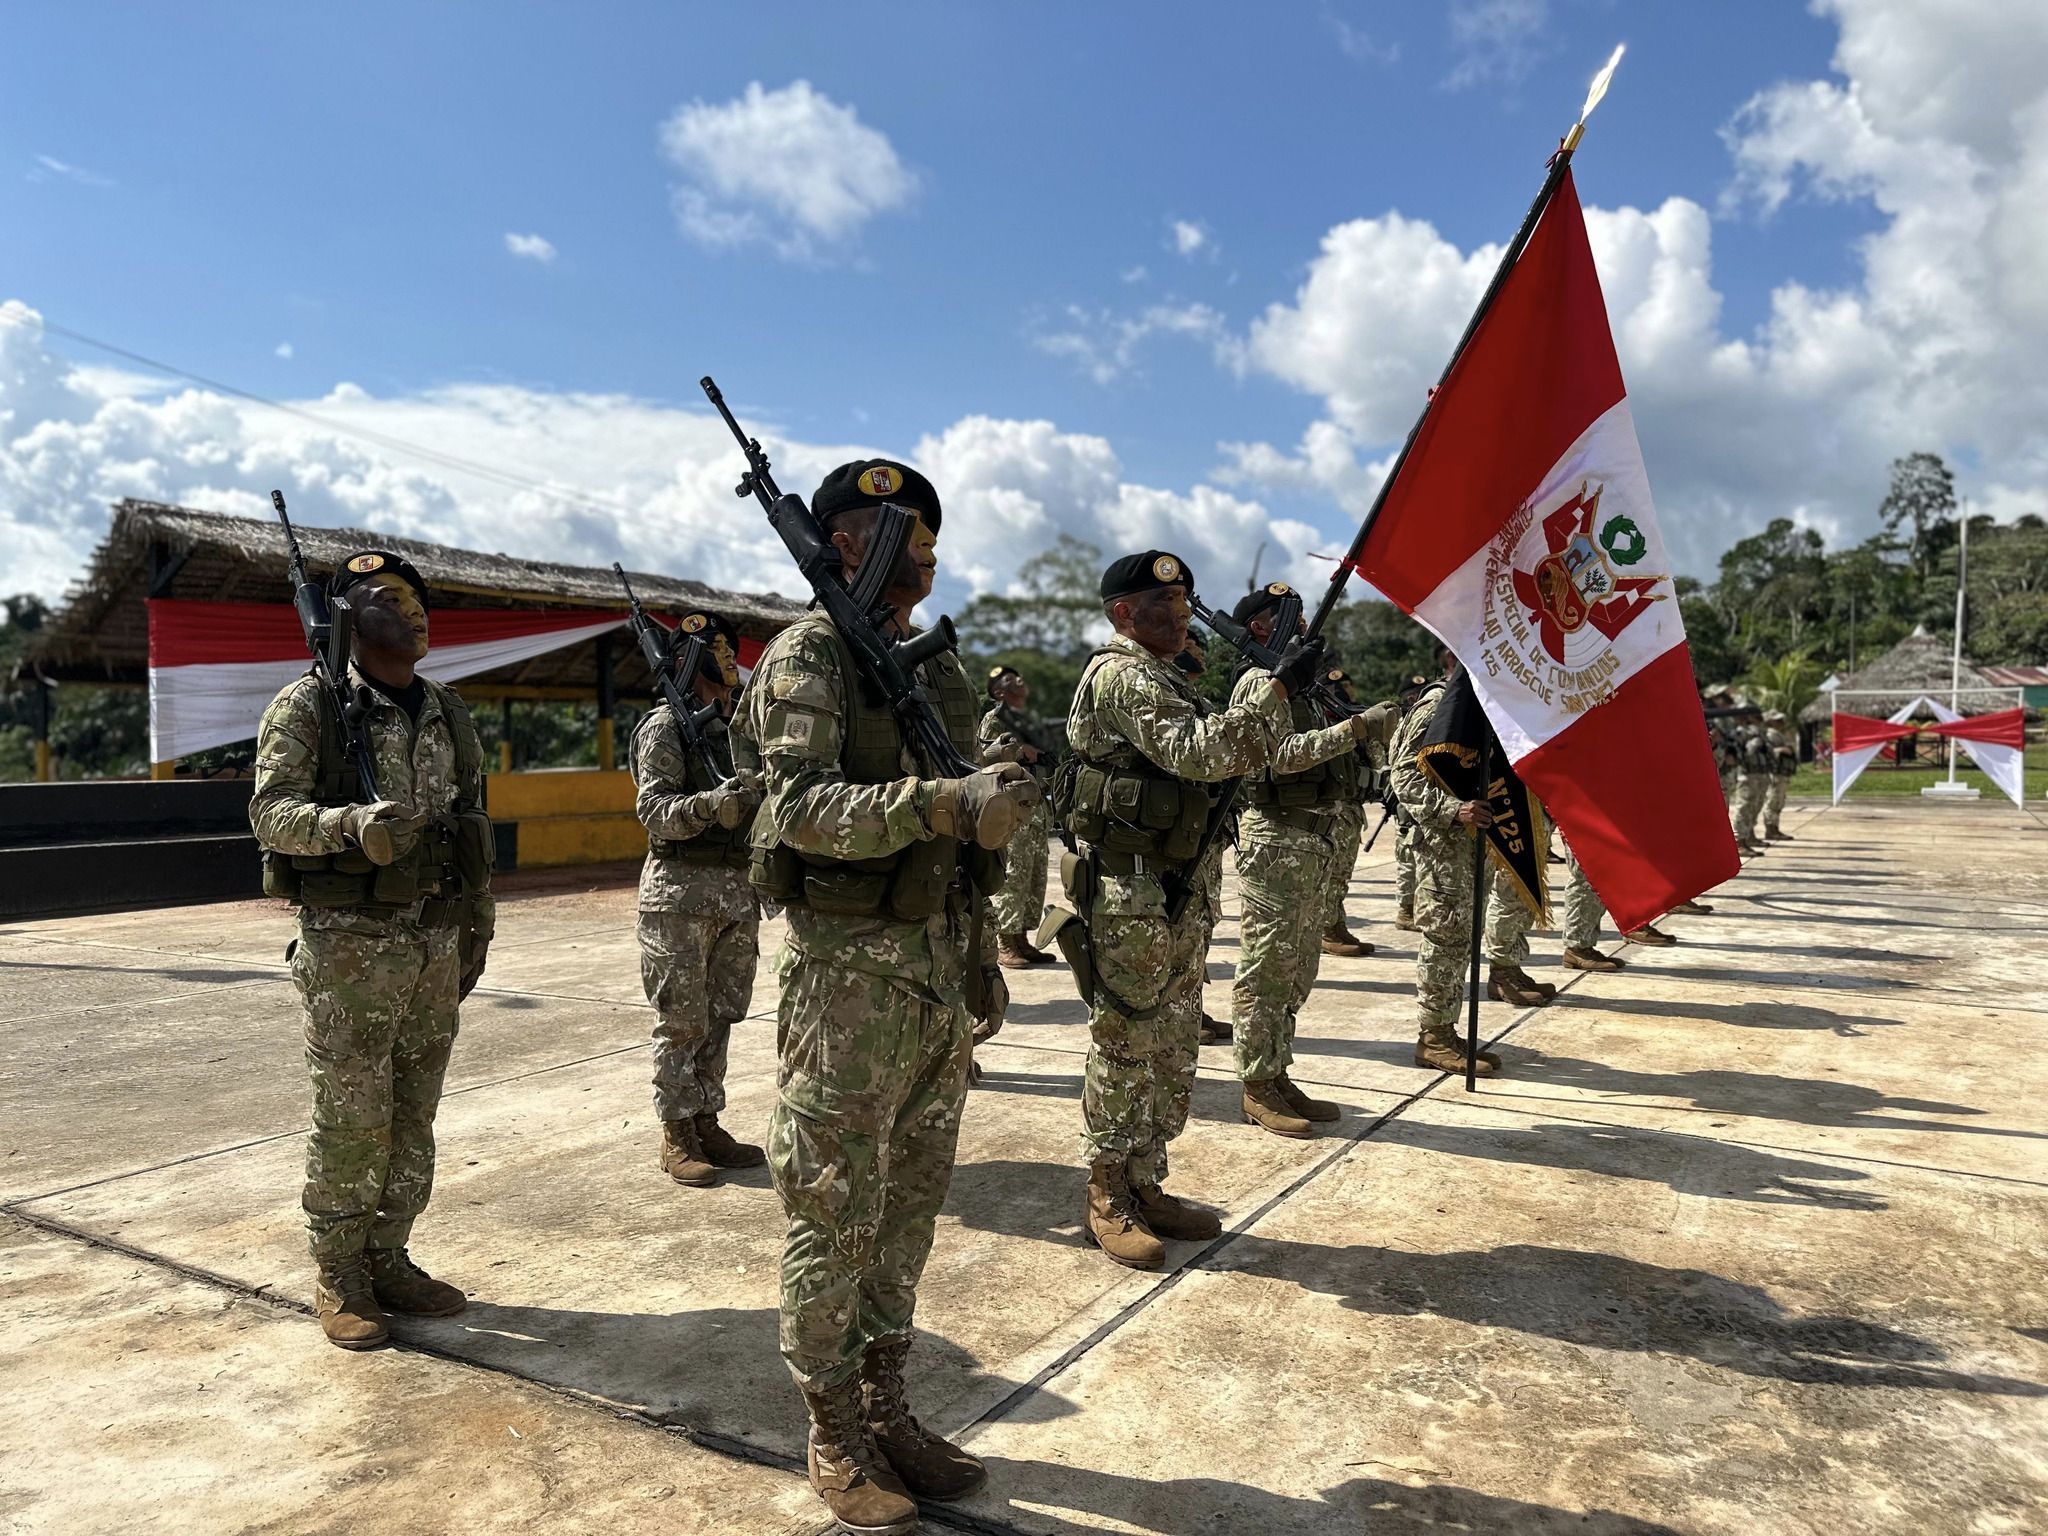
top-left (1802, 625), bottom-right (2003, 727)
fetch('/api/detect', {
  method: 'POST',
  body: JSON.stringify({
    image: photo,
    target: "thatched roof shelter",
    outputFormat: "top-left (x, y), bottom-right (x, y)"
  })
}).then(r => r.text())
top-left (21, 499), bottom-right (803, 700)
top-left (1804, 625), bottom-right (2004, 724)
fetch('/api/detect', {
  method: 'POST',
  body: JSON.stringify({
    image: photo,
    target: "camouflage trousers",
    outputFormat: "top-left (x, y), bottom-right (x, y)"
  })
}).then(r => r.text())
top-left (1720, 768), bottom-right (1737, 808)
top-left (292, 922), bottom-right (461, 1267)
top-left (1232, 811), bottom-right (1336, 1082)
top-left (1320, 802), bottom-right (1364, 932)
top-left (1082, 902), bottom-right (1207, 1186)
top-left (1412, 824), bottom-right (1488, 1035)
top-left (1560, 838), bottom-right (1605, 951)
top-left (769, 951), bottom-right (970, 1393)
top-left (1763, 776), bottom-right (1789, 835)
top-left (991, 794), bottom-right (1050, 936)
top-left (1394, 819), bottom-right (1418, 915)
top-left (1483, 862), bottom-right (1535, 966)
top-left (1731, 772), bottom-right (1766, 841)
top-left (639, 908), bottom-right (759, 1122)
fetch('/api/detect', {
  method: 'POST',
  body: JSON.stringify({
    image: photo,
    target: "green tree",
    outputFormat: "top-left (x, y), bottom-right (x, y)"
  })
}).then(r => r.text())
top-left (954, 534), bottom-right (1106, 715)
top-left (1744, 651), bottom-right (1824, 720)
top-left (1878, 451), bottom-right (1957, 585)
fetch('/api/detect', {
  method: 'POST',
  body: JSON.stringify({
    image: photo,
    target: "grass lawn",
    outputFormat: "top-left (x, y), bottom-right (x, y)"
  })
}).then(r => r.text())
top-left (1789, 741), bottom-right (2048, 799)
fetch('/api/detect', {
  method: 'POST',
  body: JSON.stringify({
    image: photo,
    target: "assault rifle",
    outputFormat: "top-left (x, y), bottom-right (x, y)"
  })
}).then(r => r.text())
top-left (1190, 591), bottom-right (1357, 718)
top-left (613, 564), bottom-right (732, 780)
top-left (271, 489), bottom-right (378, 800)
top-left (699, 375), bottom-right (975, 778)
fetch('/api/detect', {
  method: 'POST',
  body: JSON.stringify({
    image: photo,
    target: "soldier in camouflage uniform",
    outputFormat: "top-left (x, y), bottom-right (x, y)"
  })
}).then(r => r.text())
top-left (980, 665), bottom-right (1055, 967)
top-left (1731, 717), bottom-right (1772, 855)
top-left (1170, 637), bottom-right (1235, 1049)
top-left (1389, 668), bottom-right (1504, 1076)
top-left (1056, 551), bottom-right (1308, 1268)
top-left (1762, 709), bottom-right (1797, 840)
top-left (744, 459), bottom-right (1038, 1535)
top-left (1319, 669), bottom-right (1391, 959)
top-left (250, 549), bottom-right (495, 1350)
top-left (1389, 672), bottom-right (1433, 931)
top-left (1225, 587), bottom-right (1380, 1139)
top-left (630, 609), bottom-right (765, 1189)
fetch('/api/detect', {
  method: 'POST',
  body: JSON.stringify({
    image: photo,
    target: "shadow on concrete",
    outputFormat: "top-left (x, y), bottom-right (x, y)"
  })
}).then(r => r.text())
top-left (0, 958), bottom-right (280, 985)
top-left (967, 1067), bottom-right (1083, 1105)
top-left (1302, 975), bottom-right (1416, 996)
top-left (954, 1463), bottom-right (1688, 1536)
top-left (1374, 1115), bottom-right (1885, 1209)
top-left (1675, 940), bottom-right (1938, 964)
top-left (1209, 1240), bottom-right (2047, 1395)
top-left (1645, 965), bottom-right (1913, 992)
top-left (1000, 999), bottom-right (1089, 1028)
top-left (1521, 1055), bottom-right (2042, 1140)
top-left (1571, 994), bottom-right (1903, 1036)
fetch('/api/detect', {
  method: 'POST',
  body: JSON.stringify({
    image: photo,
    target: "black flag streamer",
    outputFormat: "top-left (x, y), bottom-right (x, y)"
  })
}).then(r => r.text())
top-left (1415, 669), bottom-right (1551, 923)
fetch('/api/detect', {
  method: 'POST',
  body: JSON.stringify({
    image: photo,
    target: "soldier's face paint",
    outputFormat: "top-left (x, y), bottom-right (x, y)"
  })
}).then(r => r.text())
top-left (710, 634), bottom-right (741, 689)
top-left (355, 573), bottom-right (429, 660)
top-left (898, 513), bottom-right (938, 605)
top-left (1121, 585), bottom-right (1189, 659)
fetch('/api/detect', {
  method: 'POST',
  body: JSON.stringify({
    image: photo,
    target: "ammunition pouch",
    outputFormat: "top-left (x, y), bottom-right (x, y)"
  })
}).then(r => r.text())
top-left (1042, 850), bottom-right (1157, 1022)
top-left (651, 821), bottom-right (751, 868)
top-left (751, 832), bottom-right (992, 921)
top-left (1065, 760), bottom-right (1210, 869)
top-left (1244, 801), bottom-right (1341, 838)
top-left (265, 809), bottom-right (493, 916)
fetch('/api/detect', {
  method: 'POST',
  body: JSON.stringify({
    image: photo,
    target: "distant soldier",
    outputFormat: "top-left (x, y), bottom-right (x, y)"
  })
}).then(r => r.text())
top-left (629, 610), bottom-right (764, 1189)
top-left (1731, 714), bottom-right (1771, 855)
top-left (1390, 670), bottom-right (1437, 931)
top-left (1318, 667), bottom-right (1391, 959)
top-left (250, 549), bottom-right (495, 1350)
top-left (980, 665), bottom-right (1056, 967)
top-left (1171, 636), bottom-right (1234, 1049)
top-left (1226, 586), bottom-right (1380, 1139)
top-left (1060, 551), bottom-right (1304, 1268)
top-left (1763, 709), bottom-right (1797, 841)
top-left (744, 459), bottom-right (1036, 1532)
top-left (1390, 665), bottom-right (1503, 1076)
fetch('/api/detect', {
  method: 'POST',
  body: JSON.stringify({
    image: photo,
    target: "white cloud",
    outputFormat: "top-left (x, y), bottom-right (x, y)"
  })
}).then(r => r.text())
top-left (658, 81), bottom-right (916, 261)
top-left (1443, 0), bottom-right (1550, 90)
top-left (274, 342), bottom-right (294, 361)
top-left (1325, 11), bottom-right (1399, 66)
top-left (1032, 302), bottom-right (1232, 385)
top-left (1120, 264), bottom-right (1150, 284)
top-left (503, 231), bottom-right (558, 265)
top-left (1232, 0), bottom-right (2048, 575)
top-left (1169, 219), bottom-right (1210, 259)
top-left (28, 154), bottom-right (112, 188)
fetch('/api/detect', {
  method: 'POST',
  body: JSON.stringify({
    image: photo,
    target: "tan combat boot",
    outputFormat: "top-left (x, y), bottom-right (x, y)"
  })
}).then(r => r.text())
top-left (1766, 827), bottom-right (1794, 841)
top-left (1083, 1159), bottom-right (1165, 1270)
top-left (1563, 945), bottom-right (1626, 972)
top-left (1274, 1071), bottom-right (1341, 1123)
top-left (1487, 964), bottom-right (1556, 1006)
top-left (1393, 907), bottom-right (1418, 932)
top-left (314, 1260), bottom-right (390, 1350)
top-left (1130, 1179), bottom-right (1222, 1240)
top-left (862, 1335), bottom-right (987, 1500)
top-left (1198, 1011), bottom-right (1232, 1046)
top-left (1320, 922), bottom-right (1374, 957)
top-left (365, 1247), bottom-right (467, 1317)
top-left (800, 1381), bottom-right (919, 1535)
top-left (997, 932), bottom-right (1051, 968)
top-left (1414, 1028), bottom-right (1501, 1076)
top-left (1627, 923), bottom-right (1678, 947)
top-left (694, 1113), bottom-right (765, 1169)
top-left (1242, 1077), bottom-right (1315, 1138)
top-left (660, 1118), bottom-right (716, 1187)
top-left (1671, 898), bottom-right (1713, 915)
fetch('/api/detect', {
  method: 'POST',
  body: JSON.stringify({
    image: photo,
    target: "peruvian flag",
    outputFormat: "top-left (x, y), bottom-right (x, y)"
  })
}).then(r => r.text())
top-left (1353, 171), bottom-right (1737, 931)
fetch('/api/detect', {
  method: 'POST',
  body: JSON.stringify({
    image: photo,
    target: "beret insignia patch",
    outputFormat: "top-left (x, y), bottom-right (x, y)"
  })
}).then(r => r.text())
top-left (857, 466), bottom-right (899, 497)
top-left (680, 613), bottom-right (709, 633)
top-left (1327, 669), bottom-right (1345, 682)
top-left (346, 554), bottom-right (385, 574)
top-left (1152, 555), bottom-right (1181, 582)
top-left (1267, 582), bottom-right (1292, 596)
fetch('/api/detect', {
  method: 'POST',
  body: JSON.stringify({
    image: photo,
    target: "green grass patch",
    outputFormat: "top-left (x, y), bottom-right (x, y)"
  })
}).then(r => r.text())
top-left (1790, 742), bottom-right (2048, 799)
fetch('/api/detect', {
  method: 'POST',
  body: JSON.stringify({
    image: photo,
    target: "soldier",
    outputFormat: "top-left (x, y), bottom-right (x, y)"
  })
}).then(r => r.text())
top-left (1169, 638), bottom-right (1235, 1050)
top-left (1059, 551), bottom-right (1309, 1267)
top-left (744, 458), bottom-right (1038, 1534)
top-left (1389, 663), bottom-right (1505, 1076)
top-left (1731, 712), bottom-right (1771, 855)
top-left (980, 665), bottom-right (1055, 967)
top-left (630, 610), bottom-right (764, 1189)
top-left (1558, 836), bottom-right (1625, 972)
top-left (250, 549), bottom-right (495, 1350)
top-left (1482, 835), bottom-right (1558, 1008)
top-left (1318, 667), bottom-right (1390, 960)
top-left (1390, 670), bottom-right (1435, 931)
top-left (1226, 587), bottom-right (1381, 1138)
top-left (1763, 709), bottom-right (1797, 841)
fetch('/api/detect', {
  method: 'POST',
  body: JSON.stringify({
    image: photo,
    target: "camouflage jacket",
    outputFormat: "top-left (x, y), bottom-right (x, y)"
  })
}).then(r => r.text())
top-left (1228, 666), bottom-right (1360, 845)
top-left (630, 701), bottom-right (763, 919)
top-left (250, 665), bottom-right (496, 940)
top-left (1766, 725), bottom-right (1798, 776)
top-left (979, 700), bottom-right (1056, 778)
top-left (1390, 681), bottom-right (1464, 836)
top-left (1068, 635), bottom-right (1288, 917)
top-left (742, 612), bottom-right (987, 1009)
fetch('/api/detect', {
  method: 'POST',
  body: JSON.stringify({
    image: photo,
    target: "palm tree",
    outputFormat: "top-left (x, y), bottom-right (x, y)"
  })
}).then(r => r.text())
top-left (1744, 651), bottom-right (1824, 719)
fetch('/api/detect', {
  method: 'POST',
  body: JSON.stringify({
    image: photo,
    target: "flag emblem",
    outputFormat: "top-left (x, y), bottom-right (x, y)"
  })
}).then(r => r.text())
top-left (346, 553), bottom-right (385, 574)
top-left (1512, 480), bottom-right (1664, 665)
top-left (858, 466), bottom-right (898, 497)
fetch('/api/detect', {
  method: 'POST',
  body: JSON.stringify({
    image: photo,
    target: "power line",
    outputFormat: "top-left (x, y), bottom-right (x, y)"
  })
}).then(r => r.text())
top-left (0, 307), bottom-right (770, 561)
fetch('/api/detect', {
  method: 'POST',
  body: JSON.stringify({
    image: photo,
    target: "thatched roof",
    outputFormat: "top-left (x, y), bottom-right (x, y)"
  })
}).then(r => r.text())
top-left (1805, 625), bottom-right (2003, 722)
top-left (22, 499), bottom-right (804, 692)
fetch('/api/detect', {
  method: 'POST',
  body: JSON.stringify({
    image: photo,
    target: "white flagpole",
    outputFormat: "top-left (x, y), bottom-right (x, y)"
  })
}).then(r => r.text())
top-left (1947, 505), bottom-right (1968, 785)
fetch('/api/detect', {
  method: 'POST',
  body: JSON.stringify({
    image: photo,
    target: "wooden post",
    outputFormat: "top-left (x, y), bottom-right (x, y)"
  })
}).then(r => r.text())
top-left (499, 697), bottom-right (515, 775)
top-left (595, 632), bottom-right (617, 772)
top-left (31, 679), bottom-right (52, 783)
top-left (151, 759), bottom-right (177, 781)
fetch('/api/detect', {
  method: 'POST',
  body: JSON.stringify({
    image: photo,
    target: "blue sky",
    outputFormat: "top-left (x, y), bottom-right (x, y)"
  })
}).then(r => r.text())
top-left (3, 1), bottom-right (2041, 608)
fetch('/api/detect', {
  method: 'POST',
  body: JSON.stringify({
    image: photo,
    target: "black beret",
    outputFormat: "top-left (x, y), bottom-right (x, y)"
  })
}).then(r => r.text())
top-left (1100, 549), bottom-right (1193, 601)
top-left (813, 459), bottom-right (942, 535)
top-left (330, 549), bottom-right (430, 610)
top-left (669, 609), bottom-right (739, 657)
top-left (1231, 581), bottom-right (1296, 625)
top-left (987, 664), bottom-right (1021, 696)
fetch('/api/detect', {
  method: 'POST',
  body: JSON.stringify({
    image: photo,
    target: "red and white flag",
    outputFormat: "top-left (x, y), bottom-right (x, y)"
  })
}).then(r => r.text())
top-left (1354, 170), bottom-right (1737, 931)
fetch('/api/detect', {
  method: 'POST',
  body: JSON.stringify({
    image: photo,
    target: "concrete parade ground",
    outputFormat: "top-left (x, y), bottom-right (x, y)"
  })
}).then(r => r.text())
top-left (3, 796), bottom-right (2047, 1535)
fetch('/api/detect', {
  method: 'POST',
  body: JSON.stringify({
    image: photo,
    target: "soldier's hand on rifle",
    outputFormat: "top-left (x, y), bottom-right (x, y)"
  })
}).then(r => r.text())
top-left (979, 734), bottom-right (1030, 767)
top-left (1456, 800), bottom-right (1494, 830)
top-left (336, 800), bottom-right (427, 865)
top-left (1270, 636), bottom-right (1327, 699)
top-left (929, 763), bottom-right (1040, 849)
top-left (977, 969), bottom-right (1008, 1034)
top-left (690, 779), bottom-right (759, 831)
top-left (1347, 712), bottom-right (1378, 742)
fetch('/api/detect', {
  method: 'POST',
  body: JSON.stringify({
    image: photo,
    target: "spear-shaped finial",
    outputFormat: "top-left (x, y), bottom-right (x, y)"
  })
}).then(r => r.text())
top-left (1563, 43), bottom-right (1626, 153)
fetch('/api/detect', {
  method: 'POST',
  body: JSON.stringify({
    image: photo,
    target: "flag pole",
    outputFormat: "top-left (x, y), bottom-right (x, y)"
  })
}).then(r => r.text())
top-left (1305, 44), bottom-right (1627, 643)
top-left (1465, 738), bottom-right (1493, 1092)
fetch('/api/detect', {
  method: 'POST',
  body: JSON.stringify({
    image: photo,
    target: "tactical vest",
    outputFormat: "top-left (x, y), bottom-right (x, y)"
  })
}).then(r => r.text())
top-left (751, 616), bottom-right (999, 920)
top-left (261, 674), bottom-right (493, 915)
top-left (1057, 647), bottom-right (1214, 875)
top-left (630, 708), bottom-right (750, 868)
top-left (983, 702), bottom-right (1053, 779)
top-left (1237, 667), bottom-right (1356, 814)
